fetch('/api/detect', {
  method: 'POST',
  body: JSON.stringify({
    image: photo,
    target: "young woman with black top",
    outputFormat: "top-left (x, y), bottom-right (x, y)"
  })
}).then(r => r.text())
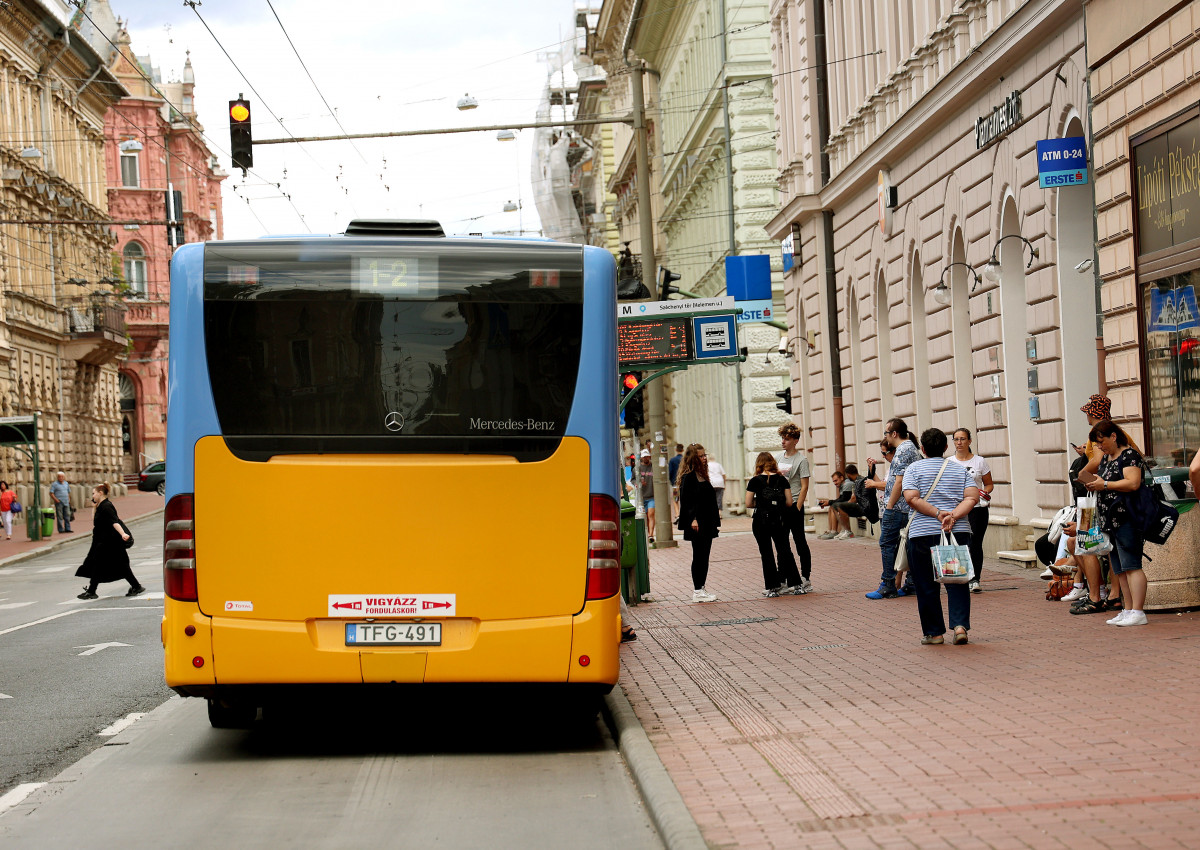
top-left (677, 443), bottom-right (720, 603)
top-left (746, 452), bottom-right (801, 596)
top-left (1080, 420), bottom-right (1149, 626)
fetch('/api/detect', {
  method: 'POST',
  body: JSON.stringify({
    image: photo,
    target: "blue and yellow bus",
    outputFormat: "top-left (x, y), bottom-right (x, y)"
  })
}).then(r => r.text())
top-left (161, 220), bottom-right (620, 726)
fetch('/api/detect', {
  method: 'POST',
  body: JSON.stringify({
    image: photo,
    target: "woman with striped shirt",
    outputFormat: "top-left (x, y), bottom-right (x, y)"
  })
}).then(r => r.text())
top-left (902, 428), bottom-right (980, 646)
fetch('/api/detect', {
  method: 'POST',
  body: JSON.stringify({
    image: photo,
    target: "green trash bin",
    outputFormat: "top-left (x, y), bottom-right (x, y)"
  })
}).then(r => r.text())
top-left (619, 500), bottom-right (638, 604)
top-left (41, 507), bottom-right (55, 538)
top-left (25, 510), bottom-right (40, 541)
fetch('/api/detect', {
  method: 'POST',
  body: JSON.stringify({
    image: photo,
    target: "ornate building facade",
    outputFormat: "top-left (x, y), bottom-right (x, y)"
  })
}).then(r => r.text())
top-left (0, 0), bottom-right (128, 503)
top-left (79, 1), bottom-right (226, 474)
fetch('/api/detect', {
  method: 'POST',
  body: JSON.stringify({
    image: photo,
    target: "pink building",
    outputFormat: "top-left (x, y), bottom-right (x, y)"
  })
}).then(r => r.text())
top-left (81, 5), bottom-right (225, 473)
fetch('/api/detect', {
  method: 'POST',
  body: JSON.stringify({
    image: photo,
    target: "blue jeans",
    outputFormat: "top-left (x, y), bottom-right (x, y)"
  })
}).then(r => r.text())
top-left (908, 531), bottom-right (972, 637)
top-left (878, 507), bottom-right (907, 585)
top-left (55, 501), bottom-right (72, 532)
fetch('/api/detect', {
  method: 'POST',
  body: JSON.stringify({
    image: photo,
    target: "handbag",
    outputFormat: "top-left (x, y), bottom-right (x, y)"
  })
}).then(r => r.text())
top-left (931, 530), bottom-right (974, 584)
top-left (117, 519), bottom-right (134, 549)
top-left (1074, 493), bottom-right (1111, 555)
top-left (895, 457), bottom-right (954, 574)
top-left (9, 499), bottom-right (21, 514)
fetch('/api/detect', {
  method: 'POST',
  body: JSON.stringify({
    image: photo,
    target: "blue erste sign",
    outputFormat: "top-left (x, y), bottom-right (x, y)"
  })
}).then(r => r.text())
top-left (1037, 136), bottom-right (1088, 188)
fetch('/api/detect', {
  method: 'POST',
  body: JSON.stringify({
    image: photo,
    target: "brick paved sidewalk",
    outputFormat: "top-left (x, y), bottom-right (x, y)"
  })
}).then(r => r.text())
top-left (622, 523), bottom-right (1200, 849)
top-left (0, 489), bottom-right (165, 569)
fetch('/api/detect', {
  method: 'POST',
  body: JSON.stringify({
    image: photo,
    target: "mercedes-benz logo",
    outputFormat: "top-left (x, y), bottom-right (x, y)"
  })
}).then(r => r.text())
top-left (384, 411), bottom-right (404, 432)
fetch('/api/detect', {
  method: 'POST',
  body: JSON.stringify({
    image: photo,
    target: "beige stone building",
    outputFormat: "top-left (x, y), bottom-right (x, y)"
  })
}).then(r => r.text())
top-left (0, 0), bottom-right (130, 509)
top-left (765, 0), bottom-right (1108, 551)
top-left (591, 0), bottom-right (784, 509)
top-left (1087, 0), bottom-right (1200, 470)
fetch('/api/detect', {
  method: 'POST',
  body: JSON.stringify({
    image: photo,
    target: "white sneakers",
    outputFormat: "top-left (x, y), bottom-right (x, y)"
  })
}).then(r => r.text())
top-left (817, 531), bottom-right (837, 540)
top-left (692, 587), bottom-right (717, 603)
top-left (1061, 585), bottom-right (1088, 603)
top-left (835, 530), bottom-right (854, 540)
top-left (1109, 610), bottom-right (1148, 627)
top-left (799, 577), bottom-right (813, 594)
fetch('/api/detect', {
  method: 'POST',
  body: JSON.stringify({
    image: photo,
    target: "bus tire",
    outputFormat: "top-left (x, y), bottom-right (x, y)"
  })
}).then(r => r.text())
top-left (207, 697), bottom-right (257, 729)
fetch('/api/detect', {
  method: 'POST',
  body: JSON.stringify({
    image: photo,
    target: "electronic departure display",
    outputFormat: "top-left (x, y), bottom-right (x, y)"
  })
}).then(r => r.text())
top-left (618, 317), bottom-right (691, 367)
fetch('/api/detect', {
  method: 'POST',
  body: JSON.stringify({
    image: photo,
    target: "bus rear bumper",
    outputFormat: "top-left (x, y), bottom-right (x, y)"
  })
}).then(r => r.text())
top-left (165, 597), bottom-right (621, 693)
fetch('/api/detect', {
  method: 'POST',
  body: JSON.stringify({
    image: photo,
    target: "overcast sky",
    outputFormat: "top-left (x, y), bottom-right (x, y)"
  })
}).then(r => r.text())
top-left (106, 0), bottom-right (577, 239)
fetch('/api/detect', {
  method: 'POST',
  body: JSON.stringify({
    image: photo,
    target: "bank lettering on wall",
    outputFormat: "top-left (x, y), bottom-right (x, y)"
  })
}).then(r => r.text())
top-left (1134, 111), bottom-right (1200, 256)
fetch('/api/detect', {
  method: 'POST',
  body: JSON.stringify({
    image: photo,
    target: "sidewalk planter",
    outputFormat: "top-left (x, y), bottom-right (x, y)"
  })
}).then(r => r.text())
top-left (1144, 468), bottom-right (1198, 611)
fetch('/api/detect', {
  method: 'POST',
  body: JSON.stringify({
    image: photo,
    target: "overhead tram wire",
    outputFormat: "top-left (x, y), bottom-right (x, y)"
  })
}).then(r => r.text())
top-left (264, 0), bottom-right (368, 165)
top-left (184, 0), bottom-right (342, 212)
top-left (68, 1), bottom-right (311, 232)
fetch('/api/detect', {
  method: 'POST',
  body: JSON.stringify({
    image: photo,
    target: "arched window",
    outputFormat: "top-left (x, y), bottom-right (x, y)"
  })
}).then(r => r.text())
top-left (123, 242), bottom-right (147, 297)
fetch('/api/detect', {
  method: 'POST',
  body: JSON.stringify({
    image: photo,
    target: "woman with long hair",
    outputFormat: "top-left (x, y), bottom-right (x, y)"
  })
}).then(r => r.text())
top-left (677, 444), bottom-right (720, 602)
top-left (1079, 420), bottom-right (1150, 626)
top-left (950, 428), bottom-right (994, 593)
top-left (775, 422), bottom-right (813, 592)
top-left (746, 452), bottom-right (800, 596)
top-left (75, 483), bottom-right (143, 599)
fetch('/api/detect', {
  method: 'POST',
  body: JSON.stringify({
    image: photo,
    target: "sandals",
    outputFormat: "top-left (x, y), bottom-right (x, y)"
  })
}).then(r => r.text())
top-left (920, 634), bottom-right (944, 645)
top-left (953, 626), bottom-right (969, 645)
top-left (1069, 598), bottom-right (1104, 614)
top-left (620, 626), bottom-right (637, 643)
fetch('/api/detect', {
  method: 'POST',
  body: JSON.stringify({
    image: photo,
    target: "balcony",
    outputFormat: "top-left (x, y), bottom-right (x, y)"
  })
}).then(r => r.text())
top-left (65, 299), bottom-right (127, 365)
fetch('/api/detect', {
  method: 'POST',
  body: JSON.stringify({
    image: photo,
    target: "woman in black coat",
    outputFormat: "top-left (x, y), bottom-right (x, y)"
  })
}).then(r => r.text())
top-left (677, 444), bottom-right (720, 603)
top-left (76, 483), bottom-right (143, 599)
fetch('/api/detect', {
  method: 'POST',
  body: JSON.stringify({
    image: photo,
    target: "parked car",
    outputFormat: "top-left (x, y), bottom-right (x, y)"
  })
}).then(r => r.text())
top-left (138, 460), bottom-right (165, 496)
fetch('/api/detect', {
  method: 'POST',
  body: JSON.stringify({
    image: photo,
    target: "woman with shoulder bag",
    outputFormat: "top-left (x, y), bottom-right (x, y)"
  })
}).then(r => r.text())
top-left (746, 452), bottom-right (801, 597)
top-left (1078, 420), bottom-right (1149, 627)
top-left (0, 481), bottom-right (15, 540)
top-left (677, 444), bottom-right (720, 603)
top-left (902, 428), bottom-right (979, 646)
top-left (75, 483), bottom-right (145, 600)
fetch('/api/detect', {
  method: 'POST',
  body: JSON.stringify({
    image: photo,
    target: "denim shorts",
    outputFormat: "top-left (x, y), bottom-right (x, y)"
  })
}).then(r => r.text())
top-left (644, 498), bottom-right (655, 510)
top-left (1109, 521), bottom-right (1144, 575)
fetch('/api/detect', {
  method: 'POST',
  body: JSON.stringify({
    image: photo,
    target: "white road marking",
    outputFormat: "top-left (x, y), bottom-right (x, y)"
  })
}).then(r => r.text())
top-left (0, 783), bottom-right (46, 816)
top-left (0, 610), bottom-right (79, 636)
top-left (0, 601), bottom-right (36, 610)
top-left (37, 566), bottom-right (70, 573)
top-left (0, 568), bottom-right (23, 574)
top-left (98, 712), bottom-right (146, 737)
top-left (0, 693), bottom-right (11, 699)
top-left (74, 641), bottom-right (132, 656)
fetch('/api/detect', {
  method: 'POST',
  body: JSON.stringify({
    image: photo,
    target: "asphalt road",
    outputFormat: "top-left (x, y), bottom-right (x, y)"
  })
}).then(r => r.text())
top-left (0, 517), bottom-right (170, 795)
top-left (0, 523), bottom-right (662, 849)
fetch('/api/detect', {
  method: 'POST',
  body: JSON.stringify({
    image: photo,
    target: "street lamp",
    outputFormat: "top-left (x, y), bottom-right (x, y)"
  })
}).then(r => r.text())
top-left (496, 129), bottom-right (516, 141)
top-left (934, 262), bottom-right (982, 305)
top-left (456, 94), bottom-right (478, 111)
top-left (19, 146), bottom-right (41, 159)
top-left (503, 200), bottom-right (519, 212)
top-left (983, 234), bottom-right (1039, 281)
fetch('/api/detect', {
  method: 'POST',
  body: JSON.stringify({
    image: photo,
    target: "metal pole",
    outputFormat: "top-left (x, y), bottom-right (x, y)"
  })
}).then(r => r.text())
top-left (631, 63), bottom-right (675, 549)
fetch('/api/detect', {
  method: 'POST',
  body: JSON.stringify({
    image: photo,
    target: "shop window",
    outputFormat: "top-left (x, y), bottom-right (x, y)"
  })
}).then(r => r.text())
top-left (1142, 271), bottom-right (1200, 467)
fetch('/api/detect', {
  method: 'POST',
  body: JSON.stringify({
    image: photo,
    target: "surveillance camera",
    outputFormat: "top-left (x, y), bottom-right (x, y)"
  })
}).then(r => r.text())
top-left (1074, 258), bottom-right (1093, 273)
top-left (778, 335), bottom-right (788, 354)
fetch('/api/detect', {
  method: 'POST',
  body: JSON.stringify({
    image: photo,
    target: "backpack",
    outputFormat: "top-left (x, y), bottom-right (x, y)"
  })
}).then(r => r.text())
top-left (1120, 465), bottom-right (1180, 546)
top-left (854, 472), bottom-right (879, 524)
top-left (756, 475), bottom-right (788, 526)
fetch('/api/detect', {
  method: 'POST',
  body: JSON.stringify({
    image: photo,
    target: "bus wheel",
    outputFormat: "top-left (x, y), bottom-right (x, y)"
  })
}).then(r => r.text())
top-left (207, 697), bottom-right (257, 729)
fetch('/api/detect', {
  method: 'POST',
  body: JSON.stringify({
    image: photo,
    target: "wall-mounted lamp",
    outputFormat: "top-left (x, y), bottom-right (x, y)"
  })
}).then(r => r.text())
top-left (1074, 258), bottom-right (1093, 273)
top-left (983, 234), bottom-right (1039, 281)
top-left (934, 262), bottom-right (982, 305)
top-left (778, 330), bottom-right (818, 359)
top-left (118, 139), bottom-right (143, 152)
top-left (19, 146), bottom-right (42, 159)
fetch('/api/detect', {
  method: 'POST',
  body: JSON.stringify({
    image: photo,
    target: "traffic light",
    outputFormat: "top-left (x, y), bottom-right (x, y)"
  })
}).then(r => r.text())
top-left (621, 372), bottom-right (644, 431)
top-left (229, 97), bottom-right (253, 170)
top-left (658, 267), bottom-right (681, 300)
top-left (775, 386), bottom-right (792, 414)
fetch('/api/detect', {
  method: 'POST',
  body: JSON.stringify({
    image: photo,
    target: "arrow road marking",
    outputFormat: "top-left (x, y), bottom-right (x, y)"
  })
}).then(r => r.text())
top-left (0, 693), bottom-right (12, 699)
top-left (74, 642), bottom-right (132, 656)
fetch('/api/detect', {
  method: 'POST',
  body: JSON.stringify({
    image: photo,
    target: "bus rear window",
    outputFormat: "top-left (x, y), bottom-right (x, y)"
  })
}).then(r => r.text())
top-left (203, 240), bottom-right (584, 456)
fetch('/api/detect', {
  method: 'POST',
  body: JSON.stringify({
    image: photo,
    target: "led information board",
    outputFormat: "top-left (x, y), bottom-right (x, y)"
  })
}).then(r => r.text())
top-left (618, 316), bottom-right (691, 366)
top-left (618, 312), bottom-right (740, 368)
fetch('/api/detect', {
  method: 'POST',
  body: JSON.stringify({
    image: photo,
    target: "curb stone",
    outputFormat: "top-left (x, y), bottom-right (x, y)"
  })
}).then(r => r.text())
top-left (603, 685), bottom-right (708, 850)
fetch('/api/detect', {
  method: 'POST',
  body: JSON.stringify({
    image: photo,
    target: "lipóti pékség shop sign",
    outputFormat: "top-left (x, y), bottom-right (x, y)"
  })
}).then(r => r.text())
top-left (1134, 112), bottom-right (1200, 255)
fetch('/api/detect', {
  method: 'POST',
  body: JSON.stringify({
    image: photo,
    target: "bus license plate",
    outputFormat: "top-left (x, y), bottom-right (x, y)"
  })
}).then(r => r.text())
top-left (345, 622), bottom-right (441, 646)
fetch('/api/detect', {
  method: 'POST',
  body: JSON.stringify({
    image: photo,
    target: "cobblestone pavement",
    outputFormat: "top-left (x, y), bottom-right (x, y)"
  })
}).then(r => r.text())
top-left (622, 516), bottom-right (1200, 849)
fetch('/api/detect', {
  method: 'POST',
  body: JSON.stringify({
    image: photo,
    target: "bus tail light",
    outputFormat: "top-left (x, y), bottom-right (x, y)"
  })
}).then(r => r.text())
top-left (586, 494), bottom-right (620, 600)
top-left (164, 494), bottom-right (197, 602)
